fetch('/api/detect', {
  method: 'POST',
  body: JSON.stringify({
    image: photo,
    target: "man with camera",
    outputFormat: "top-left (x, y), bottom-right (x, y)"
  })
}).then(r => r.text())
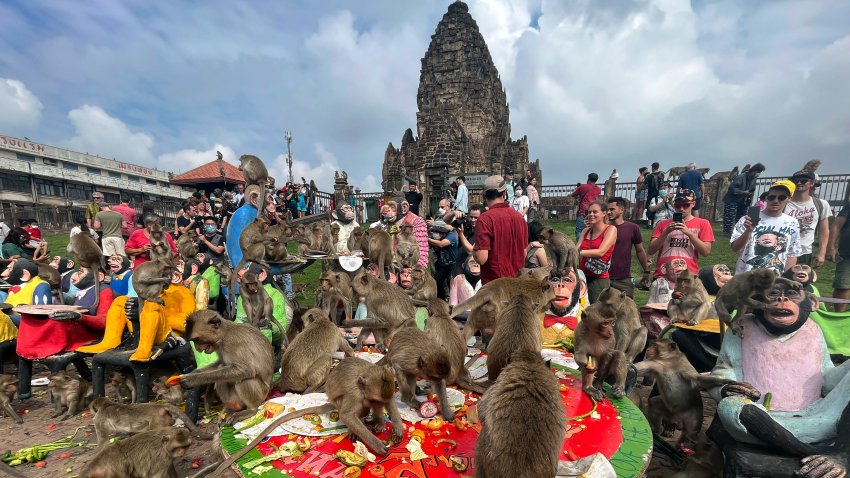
top-left (428, 219), bottom-right (459, 301)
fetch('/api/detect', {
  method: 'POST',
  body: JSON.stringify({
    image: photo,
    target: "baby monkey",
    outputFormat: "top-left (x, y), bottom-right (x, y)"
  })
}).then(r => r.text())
top-left (0, 374), bottom-right (22, 424)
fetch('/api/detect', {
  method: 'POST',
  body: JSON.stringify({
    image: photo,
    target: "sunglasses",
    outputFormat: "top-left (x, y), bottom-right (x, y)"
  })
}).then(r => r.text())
top-left (766, 194), bottom-right (788, 202)
top-left (793, 178), bottom-right (812, 184)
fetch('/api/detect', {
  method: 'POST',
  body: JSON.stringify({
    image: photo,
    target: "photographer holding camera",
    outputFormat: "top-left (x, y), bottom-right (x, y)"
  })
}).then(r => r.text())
top-left (428, 219), bottom-right (458, 301)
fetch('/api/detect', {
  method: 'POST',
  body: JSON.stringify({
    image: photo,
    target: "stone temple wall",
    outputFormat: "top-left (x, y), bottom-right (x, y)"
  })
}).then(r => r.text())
top-left (383, 1), bottom-right (537, 204)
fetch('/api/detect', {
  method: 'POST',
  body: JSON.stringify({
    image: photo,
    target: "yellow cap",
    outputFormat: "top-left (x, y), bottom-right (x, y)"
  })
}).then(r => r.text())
top-left (770, 179), bottom-right (796, 196)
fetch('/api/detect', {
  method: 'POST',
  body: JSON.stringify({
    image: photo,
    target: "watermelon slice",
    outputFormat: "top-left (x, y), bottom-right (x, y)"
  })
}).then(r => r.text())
top-left (419, 400), bottom-right (438, 418)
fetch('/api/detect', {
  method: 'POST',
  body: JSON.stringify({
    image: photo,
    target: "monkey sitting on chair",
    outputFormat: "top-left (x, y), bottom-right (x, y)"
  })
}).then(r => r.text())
top-left (666, 269), bottom-right (713, 326)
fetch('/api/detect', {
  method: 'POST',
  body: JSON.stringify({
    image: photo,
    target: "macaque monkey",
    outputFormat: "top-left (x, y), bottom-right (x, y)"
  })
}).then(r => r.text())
top-left (341, 270), bottom-right (416, 349)
top-left (475, 350), bottom-right (566, 478)
top-left (264, 223), bottom-right (289, 262)
top-left (176, 229), bottom-right (198, 261)
top-left (68, 225), bottom-right (104, 308)
top-left (238, 154), bottom-right (269, 188)
top-left (147, 221), bottom-right (173, 261)
top-left (573, 302), bottom-right (628, 401)
top-left (80, 427), bottom-right (193, 478)
top-left (714, 268), bottom-right (781, 336)
top-left (308, 222), bottom-right (333, 255)
top-left (634, 340), bottom-right (737, 452)
top-left (239, 216), bottom-right (273, 267)
top-left (240, 271), bottom-right (275, 330)
top-left (395, 223), bottom-right (420, 268)
top-left (347, 227), bottom-right (367, 254)
top-left (407, 265), bottom-right (437, 301)
top-left (314, 270), bottom-right (352, 325)
top-left (211, 357), bottom-right (404, 475)
top-left (667, 270), bottom-right (713, 327)
top-left (277, 308), bottom-right (354, 393)
top-left (177, 310), bottom-right (275, 424)
top-left (0, 374), bottom-right (22, 424)
top-left (48, 370), bottom-right (93, 420)
top-left (368, 228), bottom-right (393, 277)
top-left (109, 371), bottom-right (136, 404)
top-left (486, 295), bottom-right (543, 381)
top-left (450, 276), bottom-right (555, 343)
top-left (540, 227), bottom-right (579, 272)
top-left (595, 287), bottom-right (647, 363)
top-left (131, 257), bottom-right (173, 305)
top-left (424, 299), bottom-right (487, 394)
top-left (89, 397), bottom-right (209, 446)
top-left (516, 266), bottom-right (552, 281)
top-left (330, 223), bottom-right (341, 251)
top-left (385, 327), bottom-right (454, 418)
top-left (152, 376), bottom-right (185, 406)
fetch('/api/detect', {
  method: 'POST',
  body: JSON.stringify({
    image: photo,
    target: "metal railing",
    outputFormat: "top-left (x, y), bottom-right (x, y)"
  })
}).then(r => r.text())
top-left (1, 201), bottom-right (182, 234)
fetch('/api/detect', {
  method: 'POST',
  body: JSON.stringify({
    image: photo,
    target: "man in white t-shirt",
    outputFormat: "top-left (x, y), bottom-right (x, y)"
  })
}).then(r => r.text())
top-left (731, 180), bottom-right (802, 275)
top-left (511, 187), bottom-right (530, 221)
top-left (784, 168), bottom-right (830, 267)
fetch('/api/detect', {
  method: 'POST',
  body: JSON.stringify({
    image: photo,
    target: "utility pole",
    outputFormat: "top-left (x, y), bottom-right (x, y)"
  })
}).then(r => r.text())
top-left (284, 130), bottom-right (293, 184)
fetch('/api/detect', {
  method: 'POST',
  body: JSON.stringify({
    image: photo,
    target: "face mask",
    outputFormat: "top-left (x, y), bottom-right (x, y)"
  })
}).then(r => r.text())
top-left (204, 225), bottom-right (217, 234)
top-left (658, 189), bottom-right (668, 197)
top-left (383, 215), bottom-right (392, 221)
top-left (437, 208), bottom-right (446, 216)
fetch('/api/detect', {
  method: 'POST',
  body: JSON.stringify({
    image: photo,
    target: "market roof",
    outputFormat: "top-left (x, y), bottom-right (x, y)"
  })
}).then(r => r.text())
top-left (170, 159), bottom-right (244, 184)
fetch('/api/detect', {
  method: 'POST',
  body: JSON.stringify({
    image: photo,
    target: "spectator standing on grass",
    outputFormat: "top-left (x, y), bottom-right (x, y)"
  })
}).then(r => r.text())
top-left (455, 176), bottom-right (469, 214)
top-left (731, 180), bottom-right (801, 276)
top-left (647, 182), bottom-right (675, 222)
top-left (606, 197), bottom-right (651, 298)
top-left (511, 186), bottom-right (530, 221)
top-left (86, 191), bottom-right (104, 241)
top-left (473, 176), bottom-right (528, 284)
top-left (578, 200), bottom-right (617, 303)
top-left (633, 167), bottom-right (648, 220)
top-left (785, 167), bottom-right (830, 267)
top-left (643, 162), bottom-right (665, 228)
top-left (648, 189), bottom-right (714, 287)
top-left (827, 196), bottom-right (850, 312)
top-left (94, 203), bottom-right (127, 258)
top-left (112, 199), bottom-right (137, 240)
top-left (505, 170), bottom-right (516, 202)
top-left (722, 162), bottom-right (765, 236)
top-left (405, 181), bottom-right (423, 216)
top-left (677, 163), bottom-right (705, 217)
top-left (527, 177), bottom-right (541, 220)
top-left (571, 173), bottom-right (601, 240)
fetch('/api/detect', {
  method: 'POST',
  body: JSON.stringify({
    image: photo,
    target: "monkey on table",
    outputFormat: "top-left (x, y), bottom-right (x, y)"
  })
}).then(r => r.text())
top-left (475, 350), bottom-right (566, 478)
top-left (314, 270), bottom-right (352, 325)
top-left (173, 310), bottom-right (275, 425)
top-left (80, 427), bottom-right (193, 478)
top-left (593, 286), bottom-right (646, 362)
top-left (277, 308), bottom-right (354, 393)
top-left (341, 270), bottom-right (417, 349)
top-left (485, 294), bottom-right (542, 381)
top-left (667, 269), bottom-right (713, 326)
top-left (210, 356), bottom-right (404, 476)
top-left (573, 298), bottom-right (629, 401)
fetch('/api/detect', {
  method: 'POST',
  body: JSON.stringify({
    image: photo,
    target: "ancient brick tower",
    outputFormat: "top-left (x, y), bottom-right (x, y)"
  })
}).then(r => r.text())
top-left (382, 1), bottom-right (537, 209)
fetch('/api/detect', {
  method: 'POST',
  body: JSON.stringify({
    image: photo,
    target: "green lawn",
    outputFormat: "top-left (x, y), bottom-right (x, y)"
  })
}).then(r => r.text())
top-left (45, 221), bottom-right (837, 310)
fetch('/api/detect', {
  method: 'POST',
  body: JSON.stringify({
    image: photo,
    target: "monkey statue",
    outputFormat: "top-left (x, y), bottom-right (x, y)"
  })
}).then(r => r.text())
top-left (540, 267), bottom-right (589, 349)
top-left (331, 204), bottom-right (360, 255)
top-left (709, 279), bottom-right (850, 477)
top-left (106, 254), bottom-right (134, 296)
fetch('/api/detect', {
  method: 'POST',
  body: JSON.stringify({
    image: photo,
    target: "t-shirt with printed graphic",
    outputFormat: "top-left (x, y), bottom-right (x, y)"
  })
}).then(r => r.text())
top-left (651, 217), bottom-right (715, 281)
top-left (732, 213), bottom-right (802, 275)
top-left (785, 198), bottom-right (831, 255)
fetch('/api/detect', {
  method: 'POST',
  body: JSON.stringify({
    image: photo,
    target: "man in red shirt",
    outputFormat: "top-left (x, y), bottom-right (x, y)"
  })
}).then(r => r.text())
top-left (473, 175), bottom-right (528, 284)
top-left (571, 173), bottom-right (601, 240)
top-left (112, 200), bottom-right (138, 240)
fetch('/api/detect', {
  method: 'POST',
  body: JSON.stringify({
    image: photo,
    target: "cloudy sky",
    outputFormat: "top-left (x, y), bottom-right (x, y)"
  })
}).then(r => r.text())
top-left (1, 0), bottom-right (848, 191)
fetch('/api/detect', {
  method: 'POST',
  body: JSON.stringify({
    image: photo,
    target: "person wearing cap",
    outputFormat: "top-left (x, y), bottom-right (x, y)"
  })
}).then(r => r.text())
top-left (473, 175), bottom-right (528, 284)
top-left (723, 162), bottom-right (766, 236)
top-left (731, 180), bottom-right (801, 275)
top-left (405, 181), bottom-right (423, 216)
top-left (571, 173), bottom-right (601, 240)
top-left (86, 192), bottom-right (105, 240)
top-left (648, 188), bottom-right (715, 288)
top-left (454, 176), bottom-right (469, 214)
top-left (510, 185), bottom-right (530, 221)
top-left (94, 202), bottom-right (127, 258)
top-left (677, 163), bottom-right (705, 217)
top-left (785, 169), bottom-right (831, 267)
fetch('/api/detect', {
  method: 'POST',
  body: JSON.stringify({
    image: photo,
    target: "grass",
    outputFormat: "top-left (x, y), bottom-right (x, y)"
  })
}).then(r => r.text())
top-left (45, 220), bottom-right (838, 309)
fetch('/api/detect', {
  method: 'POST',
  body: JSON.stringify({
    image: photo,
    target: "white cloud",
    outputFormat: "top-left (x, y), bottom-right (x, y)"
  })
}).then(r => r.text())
top-left (157, 145), bottom-right (237, 173)
top-left (0, 78), bottom-right (43, 130)
top-left (67, 105), bottom-right (155, 165)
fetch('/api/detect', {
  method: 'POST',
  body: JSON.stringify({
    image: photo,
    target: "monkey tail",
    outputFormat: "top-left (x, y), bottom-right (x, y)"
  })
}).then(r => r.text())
top-left (163, 404), bottom-right (213, 440)
top-left (449, 294), bottom-right (489, 319)
top-left (340, 317), bottom-right (390, 329)
top-left (202, 404), bottom-right (335, 477)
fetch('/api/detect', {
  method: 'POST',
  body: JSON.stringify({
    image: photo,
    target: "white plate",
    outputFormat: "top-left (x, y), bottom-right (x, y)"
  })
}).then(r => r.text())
top-left (31, 378), bottom-right (49, 386)
top-left (465, 355), bottom-right (488, 380)
top-left (393, 382), bottom-right (465, 423)
top-left (354, 351), bottom-right (384, 364)
top-left (540, 349), bottom-right (579, 370)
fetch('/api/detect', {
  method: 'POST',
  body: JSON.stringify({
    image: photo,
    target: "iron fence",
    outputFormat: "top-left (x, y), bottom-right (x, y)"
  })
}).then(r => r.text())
top-left (1, 201), bottom-right (182, 234)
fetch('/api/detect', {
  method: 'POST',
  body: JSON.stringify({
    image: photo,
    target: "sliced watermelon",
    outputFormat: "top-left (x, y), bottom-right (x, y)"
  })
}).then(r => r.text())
top-left (419, 400), bottom-right (438, 418)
